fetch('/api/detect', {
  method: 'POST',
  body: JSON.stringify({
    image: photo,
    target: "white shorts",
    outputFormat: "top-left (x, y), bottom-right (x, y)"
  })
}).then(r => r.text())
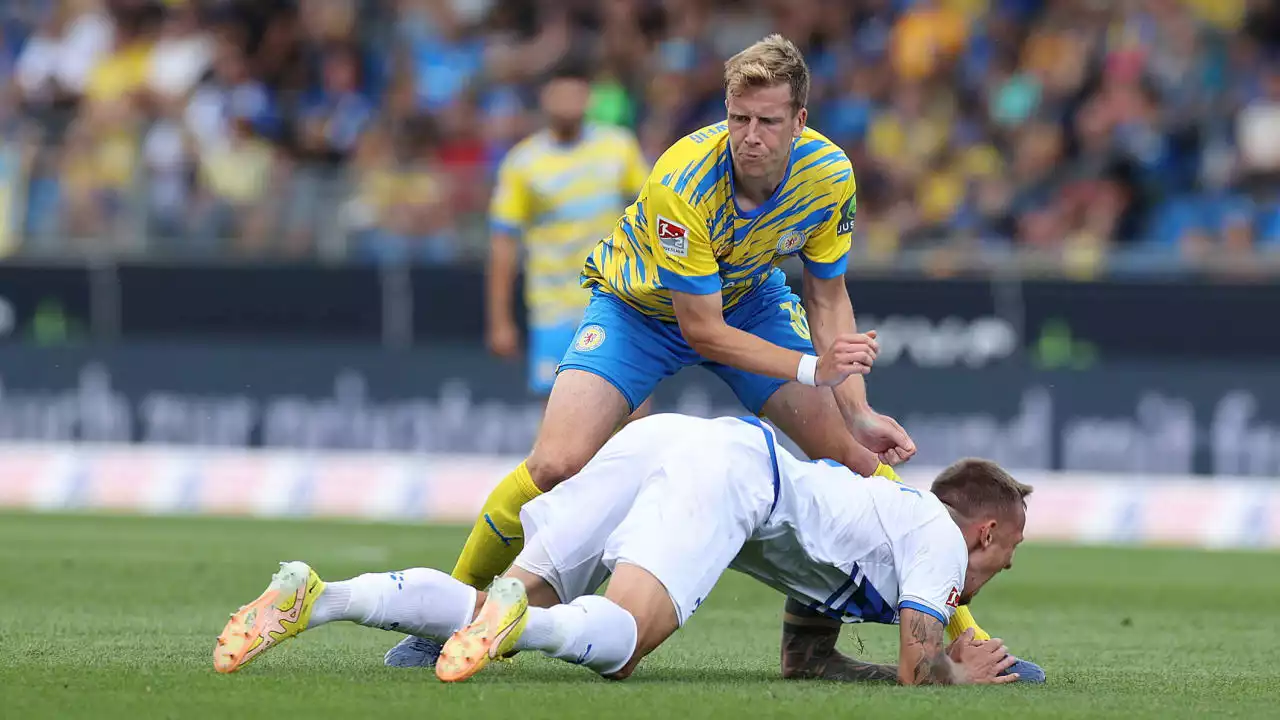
top-left (513, 414), bottom-right (780, 626)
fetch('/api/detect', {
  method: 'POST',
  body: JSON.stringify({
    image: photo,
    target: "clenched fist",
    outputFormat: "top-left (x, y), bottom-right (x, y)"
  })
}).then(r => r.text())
top-left (949, 628), bottom-right (1021, 685)
top-left (815, 331), bottom-right (880, 386)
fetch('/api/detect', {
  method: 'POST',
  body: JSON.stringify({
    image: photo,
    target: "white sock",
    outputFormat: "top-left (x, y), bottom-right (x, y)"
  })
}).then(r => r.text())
top-left (514, 595), bottom-right (638, 675)
top-left (309, 568), bottom-right (476, 639)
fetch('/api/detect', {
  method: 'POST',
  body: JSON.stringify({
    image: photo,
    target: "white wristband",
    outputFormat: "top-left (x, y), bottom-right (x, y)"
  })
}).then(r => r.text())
top-left (796, 354), bottom-right (819, 386)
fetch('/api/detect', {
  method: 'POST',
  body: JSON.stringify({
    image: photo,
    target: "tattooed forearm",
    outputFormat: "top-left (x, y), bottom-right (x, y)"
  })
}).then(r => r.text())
top-left (911, 652), bottom-right (952, 685)
top-left (780, 598), bottom-right (898, 683)
top-left (902, 610), bottom-right (955, 685)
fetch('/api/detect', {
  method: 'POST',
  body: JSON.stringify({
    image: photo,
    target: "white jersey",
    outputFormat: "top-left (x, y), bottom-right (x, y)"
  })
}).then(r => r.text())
top-left (732, 448), bottom-right (968, 626)
top-left (514, 413), bottom-right (967, 628)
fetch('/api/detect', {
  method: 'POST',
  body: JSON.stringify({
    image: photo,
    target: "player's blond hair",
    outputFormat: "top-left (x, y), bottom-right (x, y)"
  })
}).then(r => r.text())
top-left (930, 458), bottom-right (1033, 521)
top-left (724, 34), bottom-right (810, 112)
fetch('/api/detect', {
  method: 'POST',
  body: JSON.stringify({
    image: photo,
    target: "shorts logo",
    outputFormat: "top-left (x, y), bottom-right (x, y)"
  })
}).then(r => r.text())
top-left (656, 216), bottom-right (688, 257)
top-left (776, 229), bottom-right (807, 255)
top-left (574, 325), bottom-right (606, 352)
top-left (946, 587), bottom-right (961, 608)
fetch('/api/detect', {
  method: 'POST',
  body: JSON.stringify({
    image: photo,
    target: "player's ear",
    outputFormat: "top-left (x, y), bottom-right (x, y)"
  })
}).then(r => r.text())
top-left (793, 106), bottom-right (807, 137)
top-left (980, 519), bottom-right (997, 548)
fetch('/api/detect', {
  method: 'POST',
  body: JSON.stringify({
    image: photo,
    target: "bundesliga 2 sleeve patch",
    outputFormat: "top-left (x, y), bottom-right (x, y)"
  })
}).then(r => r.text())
top-left (656, 216), bottom-right (689, 257)
top-left (836, 195), bottom-right (856, 236)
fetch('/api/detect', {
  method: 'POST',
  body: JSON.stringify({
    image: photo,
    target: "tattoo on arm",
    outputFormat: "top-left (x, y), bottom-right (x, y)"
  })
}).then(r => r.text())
top-left (780, 598), bottom-right (898, 683)
top-left (903, 610), bottom-right (955, 686)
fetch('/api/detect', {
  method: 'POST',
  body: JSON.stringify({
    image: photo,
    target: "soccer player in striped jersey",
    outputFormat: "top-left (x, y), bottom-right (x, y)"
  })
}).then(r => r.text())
top-left (385, 60), bottom-right (652, 667)
top-left (484, 59), bottom-right (652, 402)
top-left (445, 34), bottom-right (999, 661)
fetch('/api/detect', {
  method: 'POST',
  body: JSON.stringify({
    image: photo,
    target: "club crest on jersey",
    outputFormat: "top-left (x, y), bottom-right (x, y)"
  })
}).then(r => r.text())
top-left (946, 587), bottom-right (961, 608)
top-left (575, 325), bottom-right (606, 352)
top-left (656, 216), bottom-right (688, 257)
top-left (776, 229), bottom-right (807, 255)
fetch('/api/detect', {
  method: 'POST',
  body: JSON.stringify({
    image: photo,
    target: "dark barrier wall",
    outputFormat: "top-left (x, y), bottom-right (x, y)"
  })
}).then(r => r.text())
top-left (3, 262), bottom-right (1277, 477)
top-left (4, 263), bottom-right (1280, 363)
top-left (1, 344), bottom-right (1278, 477)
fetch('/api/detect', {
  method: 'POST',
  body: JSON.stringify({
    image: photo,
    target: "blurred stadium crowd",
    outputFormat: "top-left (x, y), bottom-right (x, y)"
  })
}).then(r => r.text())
top-left (1, 0), bottom-right (1279, 272)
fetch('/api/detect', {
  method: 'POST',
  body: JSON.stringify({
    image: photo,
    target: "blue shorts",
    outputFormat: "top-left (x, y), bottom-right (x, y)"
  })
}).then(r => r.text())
top-left (557, 277), bottom-right (814, 414)
top-left (528, 322), bottom-right (580, 395)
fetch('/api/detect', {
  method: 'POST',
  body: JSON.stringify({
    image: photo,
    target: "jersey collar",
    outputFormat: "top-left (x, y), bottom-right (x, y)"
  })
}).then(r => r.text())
top-left (728, 135), bottom-right (798, 220)
top-left (544, 123), bottom-right (593, 151)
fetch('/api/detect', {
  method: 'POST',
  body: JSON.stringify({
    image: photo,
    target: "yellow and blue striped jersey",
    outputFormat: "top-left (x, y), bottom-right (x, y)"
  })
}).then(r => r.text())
top-left (582, 122), bottom-right (856, 321)
top-left (490, 124), bottom-right (648, 327)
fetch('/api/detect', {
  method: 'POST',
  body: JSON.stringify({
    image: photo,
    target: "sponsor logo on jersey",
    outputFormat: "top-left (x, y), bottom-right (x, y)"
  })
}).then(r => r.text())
top-left (776, 229), bottom-right (807, 255)
top-left (574, 324), bottom-right (607, 352)
top-left (836, 194), bottom-right (857, 235)
top-left (946, 587), bottom-right (961, 608)
top-left (656, 216), bottom-right (688, 257)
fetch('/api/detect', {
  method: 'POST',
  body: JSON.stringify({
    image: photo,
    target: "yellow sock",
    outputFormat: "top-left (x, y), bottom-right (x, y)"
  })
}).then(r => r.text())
top-left (946, 604), bottom-right (992, 644)
top-left (450, 461), bottom-right (544, 589)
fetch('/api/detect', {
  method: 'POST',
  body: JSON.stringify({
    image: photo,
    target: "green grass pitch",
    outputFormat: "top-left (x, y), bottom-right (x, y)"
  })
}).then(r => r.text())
top-left (1, 512), bottom-right (1277, 719)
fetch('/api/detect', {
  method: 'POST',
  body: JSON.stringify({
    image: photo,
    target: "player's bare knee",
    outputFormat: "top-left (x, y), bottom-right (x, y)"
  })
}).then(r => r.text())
top-left (604, 660), bottom-right (638, 681)
top-left (525, 450), bottom-right (589, 491)
top-left (604, 563), bottom-right (679, 667)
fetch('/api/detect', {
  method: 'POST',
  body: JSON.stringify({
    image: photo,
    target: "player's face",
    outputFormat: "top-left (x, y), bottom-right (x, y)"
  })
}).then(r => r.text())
top-left (959, 509), bottom-right (1026, 604)
top-left (726, 84), bottom-right (807, 181)
top-left (542, 78), bottom-right (591, 135)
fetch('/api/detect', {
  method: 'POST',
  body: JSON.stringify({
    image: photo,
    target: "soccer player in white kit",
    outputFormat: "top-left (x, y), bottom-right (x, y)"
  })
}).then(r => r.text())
top-left (214, 414), bottom-right (1029, 686)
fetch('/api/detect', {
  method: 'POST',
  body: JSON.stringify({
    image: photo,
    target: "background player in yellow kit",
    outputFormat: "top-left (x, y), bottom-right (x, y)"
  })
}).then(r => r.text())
top-left (385, 60), bottom-right (652, 666)
top-left (483, 59), bottom-right (652, 406)
top-left (434, 34), bottom-right (1000, 668)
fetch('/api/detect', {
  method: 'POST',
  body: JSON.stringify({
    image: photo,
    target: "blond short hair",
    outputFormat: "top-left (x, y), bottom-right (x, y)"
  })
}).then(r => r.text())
top-left (930, 458), bottom-right (1033, 521)
top-left (724, 34), bottom-right (810, 111)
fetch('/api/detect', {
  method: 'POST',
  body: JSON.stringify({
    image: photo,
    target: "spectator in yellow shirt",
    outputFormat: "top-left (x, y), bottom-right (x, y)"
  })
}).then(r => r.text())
top-left (892, 0), bottom-right (969, 81)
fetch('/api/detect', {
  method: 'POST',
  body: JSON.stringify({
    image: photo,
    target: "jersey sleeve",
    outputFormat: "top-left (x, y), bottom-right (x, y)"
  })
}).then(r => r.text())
top-left (644, 181), bottom-right (720, 295)
top-left (800, 164), bottom-right (856, 279)
top-left (896, 514), bottom-right (966, 626)
top-left (489, 151), bottom-right (531, 237)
